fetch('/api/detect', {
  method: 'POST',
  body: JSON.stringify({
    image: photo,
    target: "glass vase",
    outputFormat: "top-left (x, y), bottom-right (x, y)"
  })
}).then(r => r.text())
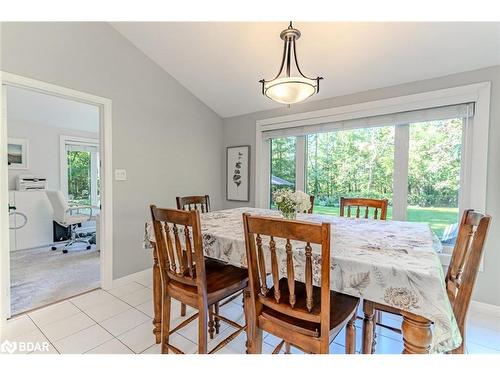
top-left (281, 210), bottom-right (297, 220)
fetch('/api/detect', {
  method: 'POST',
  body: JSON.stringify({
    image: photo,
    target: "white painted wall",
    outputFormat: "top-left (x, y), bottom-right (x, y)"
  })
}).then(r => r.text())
top-left (7, 120), bottom-right (98, 191)
top-left (222, 65), bottom-right (500, 307)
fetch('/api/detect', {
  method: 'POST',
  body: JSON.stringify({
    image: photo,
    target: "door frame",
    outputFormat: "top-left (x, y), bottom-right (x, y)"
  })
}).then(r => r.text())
top-left (0, 72), bottom-right (113, 324)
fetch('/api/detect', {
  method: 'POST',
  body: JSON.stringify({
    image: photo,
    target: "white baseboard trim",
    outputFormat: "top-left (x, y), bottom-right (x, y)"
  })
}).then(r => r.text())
top-left (470, 300), bottom-right (500, 317)
top-left (106, 268), bottom-right (151, 290)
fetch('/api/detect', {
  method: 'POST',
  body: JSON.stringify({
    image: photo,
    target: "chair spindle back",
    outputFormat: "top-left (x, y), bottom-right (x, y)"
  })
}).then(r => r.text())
top-left (243, 213), bottom-right (331, 333)
top-left (176, 195), bottom-right (211, 213)
top-left (340, 197), bottom-right (388, 220)
top-left (150, 205), bottom-right (206, 290)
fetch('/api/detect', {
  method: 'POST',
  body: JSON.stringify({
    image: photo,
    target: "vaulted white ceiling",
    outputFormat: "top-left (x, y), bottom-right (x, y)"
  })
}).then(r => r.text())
top-left (112, 22), bottom-right (500, 118)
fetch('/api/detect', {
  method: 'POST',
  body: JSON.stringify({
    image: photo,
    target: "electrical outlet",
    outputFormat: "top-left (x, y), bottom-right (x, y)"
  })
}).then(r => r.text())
top-left (114, 169), bottom-right (127, 181)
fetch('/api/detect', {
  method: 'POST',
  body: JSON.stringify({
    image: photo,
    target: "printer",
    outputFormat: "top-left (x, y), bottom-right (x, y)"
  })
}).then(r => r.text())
top-left (16, 175), bottom-right (48, 191)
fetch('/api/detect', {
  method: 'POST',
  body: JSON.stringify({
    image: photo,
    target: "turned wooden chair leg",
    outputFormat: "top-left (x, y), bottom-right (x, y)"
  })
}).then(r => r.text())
top-left (181, 303), bottom-right (187, 317)
top-left (247, 328), bottom-right (263, 354)
top-left (362, 300), bottom-right (375, 354)
top-left (284, 342), bottom-right (291, 354)
top-left (161, 294), bottom-right (172, 354)
top-left (243, 289), bottom-right (263, 354)
top-left (208, 305), bottom-right (215, 340)
top-left (214, 302), bottom-right (220, 334)
top-left (198, 304), bottom-right (209, 354)
top-left (151, 243), bottom-right (162, 344)
top-left (372, 310), bottom-right (380, 353)
top-left (346, 313), bottom-right (357, 354)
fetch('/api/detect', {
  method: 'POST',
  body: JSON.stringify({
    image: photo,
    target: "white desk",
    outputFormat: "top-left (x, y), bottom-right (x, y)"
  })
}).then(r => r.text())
top-left (9, 190), bottom-right (53, 251)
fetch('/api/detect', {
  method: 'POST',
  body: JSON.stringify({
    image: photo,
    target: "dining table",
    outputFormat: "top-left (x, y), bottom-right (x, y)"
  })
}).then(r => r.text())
top-left (144, 207), bottom-right (462, 354)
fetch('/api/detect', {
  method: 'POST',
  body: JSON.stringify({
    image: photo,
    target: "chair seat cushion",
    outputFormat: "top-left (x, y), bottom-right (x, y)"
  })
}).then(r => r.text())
top-left (260, 278), bottom-right (359, 338)
top-left (205, 258), bottom-right (248, 298)
top-left (168, 258), bottom-right (248, 304)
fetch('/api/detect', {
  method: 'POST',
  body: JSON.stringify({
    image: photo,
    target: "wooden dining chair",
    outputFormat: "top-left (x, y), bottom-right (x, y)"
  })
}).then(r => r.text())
top-left (341, 197), bottom-right (388, 332)
top-left (242, 213), bottom-right (360, 354)
top-left (176, 195), bottom-right (211, 213)
top-left (340, 197), bottom-right (388, 220)
top-left (175, 195), bottom-right (213, 324)
top-left (176, 193), bottom-right (241, 335)
top-left (362, 209), bottom-right (491, 354)
top-left (150, 206), bottom-right (248, 354)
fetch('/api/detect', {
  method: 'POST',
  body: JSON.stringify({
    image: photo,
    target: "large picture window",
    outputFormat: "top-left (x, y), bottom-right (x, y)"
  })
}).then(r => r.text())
top-left (257, 83), bottom-right (490, 264)
top-left (266, 112), bottom-right (469, 246)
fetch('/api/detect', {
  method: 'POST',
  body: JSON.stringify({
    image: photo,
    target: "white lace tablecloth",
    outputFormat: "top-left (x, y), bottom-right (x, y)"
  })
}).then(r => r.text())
top-left (144, 207), bottom-right (461, 353)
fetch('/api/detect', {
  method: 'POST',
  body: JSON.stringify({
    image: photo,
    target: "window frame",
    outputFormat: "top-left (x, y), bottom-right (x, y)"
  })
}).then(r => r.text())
top-left (59, 135), bottom-right (100, 207)
top-left (255, 83), bottom-right (490, 267)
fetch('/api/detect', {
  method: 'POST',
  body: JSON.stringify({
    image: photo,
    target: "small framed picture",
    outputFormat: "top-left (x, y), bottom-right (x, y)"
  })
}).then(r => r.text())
top-left (7, 138), bottom-right (29, 169)
top-left (226, 145), bottom-right (250, 202)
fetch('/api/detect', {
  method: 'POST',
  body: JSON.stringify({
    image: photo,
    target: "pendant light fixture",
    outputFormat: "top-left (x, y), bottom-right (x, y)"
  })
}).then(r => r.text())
top-left (259, 22), bottom-right (323, 105)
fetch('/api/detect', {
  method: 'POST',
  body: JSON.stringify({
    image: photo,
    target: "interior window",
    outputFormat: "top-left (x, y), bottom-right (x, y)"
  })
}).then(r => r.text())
top-left (67, 150), bottom-right (92, 205)
top-left (65, 142), bottom-right (100, 207)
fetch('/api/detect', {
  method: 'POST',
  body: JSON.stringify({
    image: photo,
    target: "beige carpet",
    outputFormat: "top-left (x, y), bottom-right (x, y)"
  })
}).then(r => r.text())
top-left (10, 244), bottom-right (100, 315)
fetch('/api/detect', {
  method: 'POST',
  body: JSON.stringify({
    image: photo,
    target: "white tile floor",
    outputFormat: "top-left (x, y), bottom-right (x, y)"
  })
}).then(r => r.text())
top-left (1, 271), bottom-right (499, 354)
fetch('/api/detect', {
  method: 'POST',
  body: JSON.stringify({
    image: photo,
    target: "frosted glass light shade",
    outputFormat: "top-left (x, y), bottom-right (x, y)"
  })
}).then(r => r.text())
top-left (263, 77), bottom-right (317, 104)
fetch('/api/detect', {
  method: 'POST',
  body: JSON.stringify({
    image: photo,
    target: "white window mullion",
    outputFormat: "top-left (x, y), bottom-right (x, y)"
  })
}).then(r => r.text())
top-left (459, 115), bottom-right (472, 214)
top-left (392, 124), bottom-right (409, 221)
top-left (260, 138), bottom-right (271, 208)
top-left (90, 151), bottom-right (98, 206)
top-left (295, 136), bottom-right (306, 192)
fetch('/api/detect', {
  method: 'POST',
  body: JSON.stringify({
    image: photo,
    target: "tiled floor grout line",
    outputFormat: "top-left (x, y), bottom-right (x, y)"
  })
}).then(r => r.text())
top-left (70, 302), bottom-right (137, 354)
top-left (101, 288), bottom-right (151, 311)
top-left (25, 287), bottom-right (151, 354)
top-left (57, 300), bottom-right (113, 353)
top-left (26, 314), bottom-right (61, 354)
top-left (140, 343), bottom-right (159, 354)
top-left (33, 282), bottom-right (153, 353)
top-left (25, 305), bottom-right (83, 351)
top-left (68, 290), bottom-right (156, 354)
top-left (100, 287), bottom-right (170, 352)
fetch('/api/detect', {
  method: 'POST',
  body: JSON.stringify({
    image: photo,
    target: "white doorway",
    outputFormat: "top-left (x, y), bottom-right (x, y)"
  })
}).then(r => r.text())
top-left (0, 73), bottom-right (113, 323)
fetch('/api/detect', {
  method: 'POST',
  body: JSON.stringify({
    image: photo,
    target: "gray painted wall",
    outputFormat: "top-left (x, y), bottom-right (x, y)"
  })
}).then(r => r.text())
top-left (223, 65), bottom-right (500, 306)
top-left (2, 22), bottom-right (224, 279)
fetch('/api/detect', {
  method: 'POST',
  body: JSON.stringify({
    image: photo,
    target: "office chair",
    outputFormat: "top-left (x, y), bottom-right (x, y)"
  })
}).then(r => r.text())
top-left (45, 190), bottom-right (98, 254)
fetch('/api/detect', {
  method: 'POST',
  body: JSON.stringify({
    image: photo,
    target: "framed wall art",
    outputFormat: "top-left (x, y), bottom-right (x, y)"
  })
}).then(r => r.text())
top-left (226, 145), bottom-right (250, 202)
top-left (7, 138), bottom-right (29, 169)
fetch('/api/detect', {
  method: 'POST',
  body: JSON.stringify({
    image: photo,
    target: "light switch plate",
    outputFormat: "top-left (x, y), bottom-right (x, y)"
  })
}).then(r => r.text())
top-left (115, 169), bottom-right (127, 181)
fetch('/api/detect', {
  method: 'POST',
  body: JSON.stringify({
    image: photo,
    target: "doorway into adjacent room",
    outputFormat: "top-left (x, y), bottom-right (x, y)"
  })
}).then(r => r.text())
top-left (0, 75), bottom-right (113, 321)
